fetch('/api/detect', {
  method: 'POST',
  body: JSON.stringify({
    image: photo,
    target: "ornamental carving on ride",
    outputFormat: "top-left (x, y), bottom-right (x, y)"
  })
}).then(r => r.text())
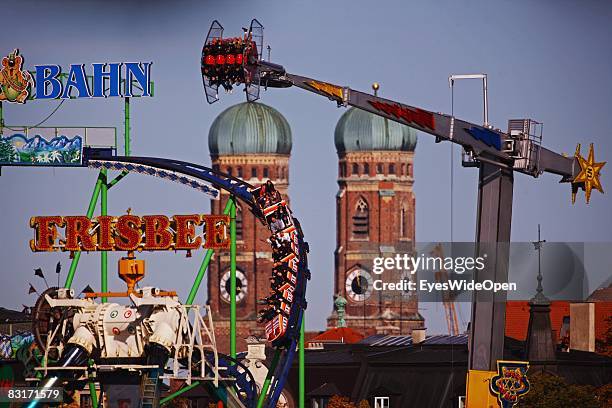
top-left (489, 361), bottom-right (530, 408)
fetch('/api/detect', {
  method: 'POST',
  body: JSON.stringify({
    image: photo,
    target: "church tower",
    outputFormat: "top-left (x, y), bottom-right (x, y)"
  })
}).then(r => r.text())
top-left (328, 103), bottom-right (424, 336)
top-left (207, 102), bottom-right (292, 353)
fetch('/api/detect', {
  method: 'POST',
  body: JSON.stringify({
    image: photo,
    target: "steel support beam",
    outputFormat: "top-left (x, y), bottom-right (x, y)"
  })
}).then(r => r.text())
top-left (100, 168), bottom-right (108, 303)
top-left (469, 161), bottom-right (513, 371)
top-left (230, 196), bottom-right (237, 360)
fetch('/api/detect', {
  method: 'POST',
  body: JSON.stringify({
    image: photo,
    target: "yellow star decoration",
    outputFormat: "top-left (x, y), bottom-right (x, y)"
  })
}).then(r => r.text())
top-left (572, 143), bottom-right (606, 204)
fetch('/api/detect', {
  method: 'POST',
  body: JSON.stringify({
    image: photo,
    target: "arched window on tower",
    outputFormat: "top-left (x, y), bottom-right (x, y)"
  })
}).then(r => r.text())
top-left (263, 167), bottom-right (269, 179)
top-left (389, 164), bottom-right (395, 175)
top-left (376, 163), bottom-right (383, 175)
top-left (364, 163), bottom-right (370, 176)
top-left (401, 163), bottom-right (406, 176)
top-left (227, 166), bottom-right (233, 176)
top-left (352, 197), bottom-right (369, 239)
top-left (237, 167), bottom-right (243, 178)
top-left (400, 206), bottom-right (408, 238)
top-left (236, 203), bottom-right (243, 241)
top-left (352, 163), bottom-right (359, 176)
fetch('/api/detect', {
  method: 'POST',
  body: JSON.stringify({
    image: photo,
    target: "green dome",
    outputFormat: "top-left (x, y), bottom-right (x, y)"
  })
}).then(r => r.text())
top-left (209, 102), bottom-right (292, 155)
top-left (334, 107), bottom-right (417, 154)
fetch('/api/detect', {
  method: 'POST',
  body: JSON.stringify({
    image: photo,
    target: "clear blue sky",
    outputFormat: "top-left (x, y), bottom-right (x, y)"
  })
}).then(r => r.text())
top-left (1, 0), bottom-right (611, 334)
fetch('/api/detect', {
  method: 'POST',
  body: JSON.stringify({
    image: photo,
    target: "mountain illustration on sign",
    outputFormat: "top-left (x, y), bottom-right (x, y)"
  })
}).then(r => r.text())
top-left (0, 134), bottom-right (83, 164)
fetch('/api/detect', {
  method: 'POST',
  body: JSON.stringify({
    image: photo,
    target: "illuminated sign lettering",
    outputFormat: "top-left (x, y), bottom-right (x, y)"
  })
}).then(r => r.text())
top-left (30, 214), bottom-right (229, 252)
top-left (0, 49), bottom-right (153, 103)
top-left (368, 100), bottom-right (435, 130)
top-left (34, 62), bottom-right (152, 99)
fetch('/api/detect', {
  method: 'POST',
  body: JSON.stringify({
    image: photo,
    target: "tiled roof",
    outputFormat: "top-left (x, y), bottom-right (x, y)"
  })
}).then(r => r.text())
top-left (0, 307), bottom-right (30, 323)
top-left (358, 334), bottom-right (468, 347)
top-left (307, 327), bottom-right (365, 345)
top-left (505, 301), bottom-right (611, 343)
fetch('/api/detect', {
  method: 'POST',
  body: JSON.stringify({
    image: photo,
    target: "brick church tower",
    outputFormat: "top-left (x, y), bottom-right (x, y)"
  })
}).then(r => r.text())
top-left (207, 102), bottom-right (292, 353)
top-left (328, 104), bottom-right (424, 336)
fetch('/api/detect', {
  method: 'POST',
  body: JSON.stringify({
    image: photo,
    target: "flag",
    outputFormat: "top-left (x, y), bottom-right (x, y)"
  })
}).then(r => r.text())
top-left (34, 267), bottom-right (49, 288)
top-left (28, 283), bottom-right (37, 294)
top-left (55, 262), bottom-right (61, 274)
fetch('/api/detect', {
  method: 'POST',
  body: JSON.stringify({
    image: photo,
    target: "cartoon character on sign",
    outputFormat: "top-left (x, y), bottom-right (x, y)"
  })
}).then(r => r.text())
top-left (0, 49), bottom-right (33, 104)
top-left (489, 360), bottom-right (530, 408)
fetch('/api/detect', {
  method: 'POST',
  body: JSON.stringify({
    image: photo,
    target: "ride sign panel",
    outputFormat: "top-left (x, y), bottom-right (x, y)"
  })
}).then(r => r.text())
top-left (30, 213), bottom-right (231, 252)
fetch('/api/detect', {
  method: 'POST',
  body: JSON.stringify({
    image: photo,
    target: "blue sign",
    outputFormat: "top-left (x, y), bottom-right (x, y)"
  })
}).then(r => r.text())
top-left (0, 49), bottom-right (152, 104)
top-left (466, 126), bottom-right (502, 150)
top-left (35, 62), bottom-right (152, 99)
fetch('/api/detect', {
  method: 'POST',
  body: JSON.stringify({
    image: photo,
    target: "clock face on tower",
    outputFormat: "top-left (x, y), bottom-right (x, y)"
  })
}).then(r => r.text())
top-left (345, 268), bottom-right (373, 302)
top-left (220, 270), bottom-right (248, 303)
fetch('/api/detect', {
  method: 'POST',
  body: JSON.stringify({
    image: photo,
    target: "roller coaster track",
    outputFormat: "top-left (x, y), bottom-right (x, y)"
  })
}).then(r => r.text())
top-left (84, 151), bottom-right (309, 408)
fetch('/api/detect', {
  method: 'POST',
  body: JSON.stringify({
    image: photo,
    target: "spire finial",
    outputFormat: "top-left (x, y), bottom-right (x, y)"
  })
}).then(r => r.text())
top-left (531, 224), bottom-right (549, 304)
top-left (372, 82), bottom-right (380, 97)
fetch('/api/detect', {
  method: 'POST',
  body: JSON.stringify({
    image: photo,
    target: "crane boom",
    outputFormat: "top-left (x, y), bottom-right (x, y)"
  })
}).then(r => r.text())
top-left (275, 71), bottom-right (577, 181)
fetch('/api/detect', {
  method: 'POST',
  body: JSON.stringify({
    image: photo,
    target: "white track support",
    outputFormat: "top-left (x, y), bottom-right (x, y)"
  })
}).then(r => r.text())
top-left (167, 305), bottom-right (224, 386)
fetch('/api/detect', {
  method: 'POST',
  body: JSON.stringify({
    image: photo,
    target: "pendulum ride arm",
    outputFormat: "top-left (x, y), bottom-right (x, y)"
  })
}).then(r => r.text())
top-left (263, 67), bottom-right (579, 182)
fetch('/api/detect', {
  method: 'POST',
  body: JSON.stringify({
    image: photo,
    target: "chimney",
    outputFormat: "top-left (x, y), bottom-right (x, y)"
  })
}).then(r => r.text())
top-left (412, 327), bottom-right (426, 344)
top-left (569, 303), bottom-right (595, 352)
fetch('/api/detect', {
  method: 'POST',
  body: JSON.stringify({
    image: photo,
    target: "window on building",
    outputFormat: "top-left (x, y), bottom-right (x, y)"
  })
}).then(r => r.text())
top-left (352, 163), bottom-right (359, 176)
top-left (401, 163), bottom-right (406, 175)
top-left (237, 166), bottom-right (243, 178)
top-left (400, 207), bottom-right (408, 238)
top-left (389, 163), bottom-right (395, 175)
top-left (227, 166), bottom-right (233, 176)
top-left (364, 163), bottom-right (370, 175)
top-left (408, 163), bottom-right (412, 176)
top-left (263, 167), bottom-right (269, 179)
top-left (341, 163), bottom-right (347, 177)
top-left (376, 163), bottom-right (383, 174)
top-left (374, 397), bottom-right (390, 408)
top-left (352, 197), bottom-right (369, 239)
top-left (252, 167), bottom-right (258, 178)
top-left (212, 164), bottom-right (219, 172)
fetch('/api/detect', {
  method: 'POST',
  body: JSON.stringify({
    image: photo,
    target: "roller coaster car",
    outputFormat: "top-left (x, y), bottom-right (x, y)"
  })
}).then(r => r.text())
top-left (201, 19), bottom-right (263, 103)
top-left (272, 265), bottom-right (298, 285)
top-left (253, 181), bottom-right (283, 210)
top-left (265, 206), bottom-right (296, 234)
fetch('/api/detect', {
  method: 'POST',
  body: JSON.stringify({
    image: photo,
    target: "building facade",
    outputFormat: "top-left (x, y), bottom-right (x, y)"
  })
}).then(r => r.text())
top-left (328, 107), bottom-right (424, 336)
top-left (207, 102), bottom-right (292, 353)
